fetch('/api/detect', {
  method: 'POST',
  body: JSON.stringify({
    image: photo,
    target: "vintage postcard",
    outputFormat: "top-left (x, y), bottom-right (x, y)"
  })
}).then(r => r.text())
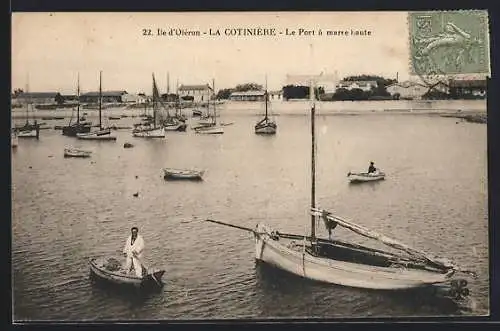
top-left (11, 11), bottom-right (490, 321)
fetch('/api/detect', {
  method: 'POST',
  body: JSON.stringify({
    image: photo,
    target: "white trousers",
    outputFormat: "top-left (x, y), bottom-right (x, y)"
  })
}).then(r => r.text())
top-left (124, 255), bottom-right (143, 277)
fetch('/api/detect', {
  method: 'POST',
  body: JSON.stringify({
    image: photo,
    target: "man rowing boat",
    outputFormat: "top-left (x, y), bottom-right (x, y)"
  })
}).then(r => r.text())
top-left (122, 226), bottom-right (145, 277)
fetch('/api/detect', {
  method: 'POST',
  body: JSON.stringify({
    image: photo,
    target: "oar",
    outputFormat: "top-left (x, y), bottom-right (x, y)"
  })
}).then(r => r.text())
top-left (132, 252), bottom-right (162, 287)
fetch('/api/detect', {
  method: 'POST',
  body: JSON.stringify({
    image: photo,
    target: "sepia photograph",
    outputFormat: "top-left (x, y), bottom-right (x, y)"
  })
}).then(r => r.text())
top-left (11, 11), bottom-right (490, 321)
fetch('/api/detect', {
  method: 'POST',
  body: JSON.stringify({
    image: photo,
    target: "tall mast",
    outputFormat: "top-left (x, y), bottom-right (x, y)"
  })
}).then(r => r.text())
top-left (167, 72), bottom-right (170, 94)
top-left (25, 73), bottom-right (30, 125)
top-left (76, 73), bottom-right (80, 124)
top-left (152, 73), bottom-right (156, 127)
top-left (265, 75), bottom-right (268, 119)
top-left (212, 79), bottom-right (216, 125)
top-left (99, 71), bottom-right (102, 129)
top-left (310, 79), bottom-right (316, 241)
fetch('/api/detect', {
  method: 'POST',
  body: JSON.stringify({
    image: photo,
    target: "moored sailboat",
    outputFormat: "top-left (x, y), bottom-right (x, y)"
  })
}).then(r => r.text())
top-left (194, 79), bottom-right (224, 135)
top-left (62, 73), bottom-right (92, 137)
top-left (254, 78), bottom-right (277, 135)
top-left (16, 78), bottom-right (40, 139)
top-left (158, 80), bottom-right (186, 132)
top-left (77, 71), bottom-right (117, 141)
top-left (204, 77), bottom-right (476, 300)
top-left (132, 73), bottom-right (166, 138)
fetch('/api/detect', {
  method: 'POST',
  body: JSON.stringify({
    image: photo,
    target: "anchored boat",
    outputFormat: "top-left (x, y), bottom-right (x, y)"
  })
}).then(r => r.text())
top-left (204, 78), bottom-right (476, 301)
top-left (132, 73), bottom-right (166, 138)
top-left (64, 147), bottom-right (92, 158)
top-left (194, 79), bottom-right (224, 135)
top-left (163, 168), bottom-right (205, 181)
top-left (62, 74), bottom-right (92, 137)
top-left (347, 171), bottom-right (386, 183)
top-left (255, 78), bottom-right (277, 135)
top-left (77, 72), bottom-right (117, 141)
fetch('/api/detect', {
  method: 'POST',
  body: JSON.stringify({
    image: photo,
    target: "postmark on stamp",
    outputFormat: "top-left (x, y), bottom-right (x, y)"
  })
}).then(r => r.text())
top-left (408, 10), bottom-right (490, 78)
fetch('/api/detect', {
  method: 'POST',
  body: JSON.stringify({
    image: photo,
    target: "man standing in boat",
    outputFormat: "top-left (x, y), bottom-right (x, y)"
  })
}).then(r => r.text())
top-left (368, 161), bottom-right (377, 174)
top-left (122, 226), bottom-right (145, 277)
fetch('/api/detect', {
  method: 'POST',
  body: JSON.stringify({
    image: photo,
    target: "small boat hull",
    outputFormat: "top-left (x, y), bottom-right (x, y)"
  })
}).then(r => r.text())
top-left (194, 126), bottom-right (224, 135)
top-left (89, 256), bottom-right (165, 288)
top-left (254, 224), bottom-right (452, 290)
top-left (348, 172), bottom-right (386, 183)
top-left (132, 127), bottom-right (165, 138)
top-left (163, 122), bottom-right (187, 132)
top-left (18, 129), bottom-right (39, 139)
top-left (255, 123), bottom-right (277, 134)
top-left (77, 129), bottom-right (117, 141)
top-left (64, 148), bottom-right (92, 158)
top-left (163, 168), bottom-right (204, 180)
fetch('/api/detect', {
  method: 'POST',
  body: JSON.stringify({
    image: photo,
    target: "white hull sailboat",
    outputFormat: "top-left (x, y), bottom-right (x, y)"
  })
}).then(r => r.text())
top-left (254, 79), bottom-right (277, 135)
top-left (17, 77), bottom-right (40, 140)
top-left (205, 78), bottom-right (476, 301)
top-left (133, 74), bottom-right (167, 138)
top-left (194, 79), bottom-right (224, 135)
top-left (77, 72), bottom-right (117, 141)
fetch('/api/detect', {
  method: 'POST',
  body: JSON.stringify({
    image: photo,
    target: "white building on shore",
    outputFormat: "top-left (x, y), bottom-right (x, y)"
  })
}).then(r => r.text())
top-left (178, 84), bottom-right (213, 103)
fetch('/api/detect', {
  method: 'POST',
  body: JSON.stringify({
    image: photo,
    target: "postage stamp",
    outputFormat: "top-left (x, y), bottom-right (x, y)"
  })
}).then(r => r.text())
top-left (408, 10), bottom-right (490, 77)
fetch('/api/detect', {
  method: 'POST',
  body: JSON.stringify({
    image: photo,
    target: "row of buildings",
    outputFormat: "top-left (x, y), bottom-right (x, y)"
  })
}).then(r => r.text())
top-left (11, 79), bottom-right (487, 106)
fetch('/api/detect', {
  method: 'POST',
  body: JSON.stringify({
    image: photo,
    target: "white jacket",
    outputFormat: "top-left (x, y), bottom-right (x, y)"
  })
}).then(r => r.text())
top-left (123, 234), bottom-right (145, 259)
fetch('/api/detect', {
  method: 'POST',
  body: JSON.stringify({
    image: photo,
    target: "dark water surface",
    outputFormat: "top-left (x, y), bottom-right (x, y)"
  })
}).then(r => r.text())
top-left (12, 113), bottom-right (488, 320)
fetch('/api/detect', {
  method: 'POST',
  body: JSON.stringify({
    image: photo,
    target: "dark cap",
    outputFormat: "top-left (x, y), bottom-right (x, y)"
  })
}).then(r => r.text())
top-left (131, 227), bottom-right (139, 232)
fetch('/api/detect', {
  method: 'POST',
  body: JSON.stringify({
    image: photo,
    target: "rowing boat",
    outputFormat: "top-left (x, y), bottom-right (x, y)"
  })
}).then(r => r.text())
top-left (347, 171), bottom-right (385, 183)
top-left (89, 256), bottom-right (165, 288)
top-left (64, 147), bottom-right (92, 158)
top-left (163, 168), bottom-right (205, 180)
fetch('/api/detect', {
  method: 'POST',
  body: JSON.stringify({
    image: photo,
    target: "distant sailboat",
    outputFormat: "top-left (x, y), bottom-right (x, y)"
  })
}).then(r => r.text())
top-left (132, 73), bottom-right (166, 138)
top-left (158, 79), bottom-right (187, 132)
top-left (16, 76), bottom-right (40, 139)
top-left (194, 79), bottom-right (224, 135)
top-left (77, 71), bottom-right (117, 141)
top-left (62, 73), bottom-right (92, 137)
top-left (255, 76), bottom-right (277, 134)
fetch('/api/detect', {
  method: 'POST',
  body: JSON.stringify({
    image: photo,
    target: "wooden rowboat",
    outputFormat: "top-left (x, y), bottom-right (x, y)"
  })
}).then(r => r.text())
top-left (64, 147), bottom-right (92, 158)
top-left (89, 256), bottom-right (165, 288)
top-left (348, 171), bottom-right (386, 183)
top-left (163, 168), bottom-right (205, 180)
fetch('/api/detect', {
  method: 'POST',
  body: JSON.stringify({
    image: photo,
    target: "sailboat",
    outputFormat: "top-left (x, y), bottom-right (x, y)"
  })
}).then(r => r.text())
top-left (204, 82), bottom-right (476, 300)
top-left (132, 74), bottom-right (166, 138)
top-left (254, 78), bottom-right (277, 135)
top-left (16, 79), bottom-right (40, 139)
top-left (194, 79), bottom-right (224, 135)
top-left (62, 73), bottom-right (92, 137)
top-left (77, 71), bottom-right (117, 141)
top-left (158, 80), bottom-right (187, 132)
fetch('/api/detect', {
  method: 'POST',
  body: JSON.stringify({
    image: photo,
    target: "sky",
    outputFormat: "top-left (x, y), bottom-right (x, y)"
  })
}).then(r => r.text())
top-left (12, 12), bottom-right (413, 94)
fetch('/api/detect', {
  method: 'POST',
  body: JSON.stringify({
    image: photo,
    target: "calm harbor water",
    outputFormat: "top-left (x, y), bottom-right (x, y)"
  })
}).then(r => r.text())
top-left (12, 109), bottom-right (488, 320)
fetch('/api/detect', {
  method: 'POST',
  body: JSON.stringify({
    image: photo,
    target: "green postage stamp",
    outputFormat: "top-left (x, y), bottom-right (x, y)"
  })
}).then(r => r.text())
top-left (408, 10), bottom-right (490, 76)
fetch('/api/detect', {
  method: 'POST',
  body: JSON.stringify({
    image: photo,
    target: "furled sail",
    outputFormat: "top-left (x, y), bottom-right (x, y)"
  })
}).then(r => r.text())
top-left (311, 207), bottom-right (459, 272)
